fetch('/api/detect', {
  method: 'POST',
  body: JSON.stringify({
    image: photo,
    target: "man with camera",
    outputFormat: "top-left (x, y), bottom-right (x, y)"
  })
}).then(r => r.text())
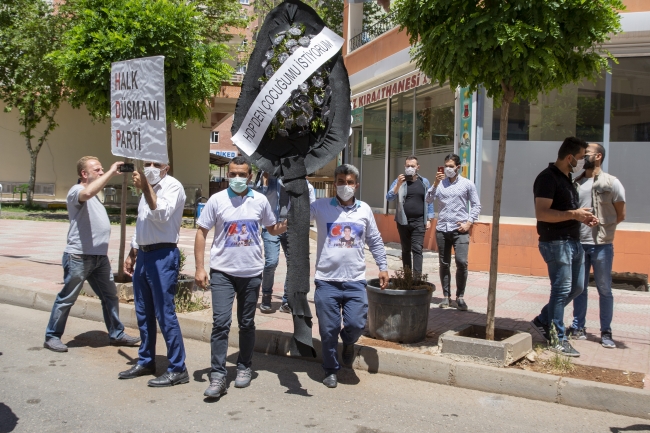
top-left (119, 161), bottom-right (189, 387)
top-left (386, 156), bottom-right (434, 278)
top-left (44, 157), bottom-right (141, 353)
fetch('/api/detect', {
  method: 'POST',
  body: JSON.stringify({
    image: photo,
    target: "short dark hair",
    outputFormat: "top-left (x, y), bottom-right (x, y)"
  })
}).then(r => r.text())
top-left (405, 155), bottom-right (418, 163)
top-left (229, 156), bottom-right (252, 174)
top-left (344, 226), bottom-right (351, 231)
top-left (334, 164), bottom-right (359, 182)
top-left (591, 142), bottom-right (606, 161)
top-left (444, 153), bottom-right (461, 166)
top-left (557, 137), bottom-right (588, 160)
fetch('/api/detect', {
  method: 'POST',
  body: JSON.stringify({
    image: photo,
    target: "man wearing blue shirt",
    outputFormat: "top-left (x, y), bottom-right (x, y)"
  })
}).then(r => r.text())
top-left (386, 156), bottom-right (434, 278)
top-left (426, 153), bottom-right (481, 311)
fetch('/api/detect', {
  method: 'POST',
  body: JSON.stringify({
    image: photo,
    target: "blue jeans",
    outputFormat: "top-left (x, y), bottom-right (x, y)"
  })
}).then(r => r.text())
top-left (209, 270), bottom-right (262, 376)
top-left (571, 244), bottom-right (614, 333)
top-left (535, 240), bottom-right (585, 341)
top-left (133, 247), bottom-right (186, 373)
top-left (261, 229), bottom-right (289, 304)
top-left (46, 253), bottom-right (124, 341)
top-left (314, 279), bottom-right (368, 375)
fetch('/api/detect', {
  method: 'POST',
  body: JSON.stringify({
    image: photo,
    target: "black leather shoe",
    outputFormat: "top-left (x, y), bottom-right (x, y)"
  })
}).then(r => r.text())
top-left (341, 343), bottom-right (355, 367)
top-left (118, 364), bottom-right (156, 379)
top-left (110, 334), bottom-right (141, 347)
top-left (323, 373), bottom-right (337, 388)
top-left (148, 369), bottom-right (190, 387)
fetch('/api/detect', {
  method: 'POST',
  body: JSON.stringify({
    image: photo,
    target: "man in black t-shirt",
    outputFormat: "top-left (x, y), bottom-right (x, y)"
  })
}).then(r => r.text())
top-left (531, 137), bottom-right (597, 358)
top-left (386, 156), bottom-right (434, 277)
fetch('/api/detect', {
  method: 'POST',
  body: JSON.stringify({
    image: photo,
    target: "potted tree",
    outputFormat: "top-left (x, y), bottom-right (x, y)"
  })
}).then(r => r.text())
top-left (366, 268), bottom-right (435, 344)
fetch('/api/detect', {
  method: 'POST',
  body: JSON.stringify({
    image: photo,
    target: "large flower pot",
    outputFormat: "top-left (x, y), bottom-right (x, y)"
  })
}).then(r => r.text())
top-left (366, 278), bottom-right (435, 344)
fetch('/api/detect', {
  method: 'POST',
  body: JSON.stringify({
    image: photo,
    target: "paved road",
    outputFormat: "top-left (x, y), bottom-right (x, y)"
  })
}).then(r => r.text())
top-left (0, 303), bottom-right (648, 433)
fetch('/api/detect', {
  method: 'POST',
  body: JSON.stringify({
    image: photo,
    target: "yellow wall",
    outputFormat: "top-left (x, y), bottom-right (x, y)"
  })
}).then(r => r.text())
top-left (0, 101), bottom-right (210, 201)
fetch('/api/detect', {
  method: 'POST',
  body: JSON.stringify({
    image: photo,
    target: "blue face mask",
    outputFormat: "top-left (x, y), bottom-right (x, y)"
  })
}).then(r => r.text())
top-left (229, 176), bottom-right (248, 193)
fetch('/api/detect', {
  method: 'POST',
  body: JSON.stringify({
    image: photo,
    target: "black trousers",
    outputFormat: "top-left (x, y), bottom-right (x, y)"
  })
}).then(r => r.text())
top-left (396, 219), bottom-right (426, 276)
top-left (436, 230), bottom-right (469, 298)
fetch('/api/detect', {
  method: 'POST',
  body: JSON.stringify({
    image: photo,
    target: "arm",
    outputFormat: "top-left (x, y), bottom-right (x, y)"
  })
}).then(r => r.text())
top-left (138, 174), bottom-right (184, 221)
top-left (535, 198), bottom-right (594, 223)
top-left (78, 161), bottom-right (124, 202)
top-left (468, 183), bottom-right (481, 222)
top-left (194, 227), bottom-right (210, 289)
top-left (365, 213), bottom-right (389, 289)
top-left (614, 201), bottom-right (626, 224)
top-left (425, 184), bottom-right (437, 204)
top-left (308, 181), bottom-right (316, 204)
top-left (124, 247), bottom-right (138, 277)
top-left (261, 198), bottom-right (285, 235)
top-left (266, 220), bottom-right (287, 236)
top-left (386, 177), bottom-right (402, 202)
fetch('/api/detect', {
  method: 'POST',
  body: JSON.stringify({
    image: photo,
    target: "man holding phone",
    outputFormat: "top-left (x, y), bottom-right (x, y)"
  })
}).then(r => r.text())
top-left (386, 156), bottom-right (434, 277)
top-left (426, 153), bottom-right (481, 311)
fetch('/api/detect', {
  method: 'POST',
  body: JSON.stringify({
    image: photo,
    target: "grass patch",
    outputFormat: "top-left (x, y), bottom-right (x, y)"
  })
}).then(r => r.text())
top-left (1, 204), bottom-right (67, 213)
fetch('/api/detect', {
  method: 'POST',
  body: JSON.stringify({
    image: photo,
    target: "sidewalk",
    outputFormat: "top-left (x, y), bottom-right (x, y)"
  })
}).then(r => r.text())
top-left (1, 218), bottom-right (649, 377)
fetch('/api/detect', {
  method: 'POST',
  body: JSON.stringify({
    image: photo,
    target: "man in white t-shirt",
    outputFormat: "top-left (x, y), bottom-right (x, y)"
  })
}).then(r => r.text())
top-left (310, 164), bottom-right (389, 388)
top-left (194, 156), bottom-right (287, 398)
top-left (568, 142), bottom-right (626, 349)
top-left (44, 156), bottom-right (140, 352)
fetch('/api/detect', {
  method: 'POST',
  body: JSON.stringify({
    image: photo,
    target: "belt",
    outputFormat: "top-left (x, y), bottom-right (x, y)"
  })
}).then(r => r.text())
top-left (140, 243), bottom-right (177, 252)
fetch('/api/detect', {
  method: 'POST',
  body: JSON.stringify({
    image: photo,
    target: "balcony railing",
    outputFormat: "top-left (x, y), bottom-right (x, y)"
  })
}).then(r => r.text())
top-left (349, 12), bottom-right (396, 53)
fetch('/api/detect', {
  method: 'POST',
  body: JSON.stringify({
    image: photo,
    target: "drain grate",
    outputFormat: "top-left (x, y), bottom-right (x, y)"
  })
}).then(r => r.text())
top-left (589, 272), bottom-right (648, 292)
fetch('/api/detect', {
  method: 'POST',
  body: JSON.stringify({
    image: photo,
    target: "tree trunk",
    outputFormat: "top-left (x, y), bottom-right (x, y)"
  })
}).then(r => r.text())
top-left (117, 158), bottom-right (130, 283)
top-left (166, 123), bottom-right (173, 176)
top-left (485, 87), bottom-right (515, 341)
top-left (27, 148), bottom-right (37, 207)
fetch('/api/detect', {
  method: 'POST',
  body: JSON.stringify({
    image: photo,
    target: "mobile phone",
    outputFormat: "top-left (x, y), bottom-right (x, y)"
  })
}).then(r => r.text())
top-left (437, 166), bottom-right (444, 174)
top-left (119, 163), bottom-right (135, 173)
top-left (405, 174), bottom-right (413, 181)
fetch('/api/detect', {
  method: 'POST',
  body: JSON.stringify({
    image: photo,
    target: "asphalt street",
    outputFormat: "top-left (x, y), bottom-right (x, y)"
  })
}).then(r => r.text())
top-left (1, 302), bottom-right (649, 433)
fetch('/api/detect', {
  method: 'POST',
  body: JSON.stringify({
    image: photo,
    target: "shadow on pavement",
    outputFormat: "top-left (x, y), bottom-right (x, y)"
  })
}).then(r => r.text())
top-left (610, 426), bottom-right (650, 432)
top-left (0, 402), bottom-right (19, 433)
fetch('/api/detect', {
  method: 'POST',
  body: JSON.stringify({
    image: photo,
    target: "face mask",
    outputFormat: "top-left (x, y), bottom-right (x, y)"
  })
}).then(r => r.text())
top-left (337, 184), bottom-right (355, 202)
top-left (583, 155), bottom-right (595, 170)
top-left (571, 155), bottom-right (585, 174)
top-left (229, 176), bottom-right (249, 194)
top-left (144, 167), bottom-right (162, 185)
top-left (444, 167), bottom-right (457, 178)
top-left (404, 167), bottom-right (416, 177)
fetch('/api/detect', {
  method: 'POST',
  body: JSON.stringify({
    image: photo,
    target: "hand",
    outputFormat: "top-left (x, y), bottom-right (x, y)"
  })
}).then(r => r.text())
top-left (109, 161), bottom-right (124, 176)
top-left (133, 170), bottom-right (143, 189)
top-left (378, 270), bottom-right (389, 289)
top-left (124, 254), bottom-right (135, 277)
top-left (457, 221), bottom-right (472, 233)
top-left (396, 174), bottom-right (406, 188)
top-left (195, 268), bottom-right (209, 290)
top-left (572, 208), bottom-right (595, 223)
top-left (262, 172), bottom-right (269, 186)
top-left (584, 215), bottom-right (599, 227)
top-left (434, 172), bottom-right (445, 186)
top-left (426, 220), bottom-right (431, 230)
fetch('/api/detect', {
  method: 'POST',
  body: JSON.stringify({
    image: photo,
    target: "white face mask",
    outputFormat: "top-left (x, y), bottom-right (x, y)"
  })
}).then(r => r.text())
top-left (571, 155), bottom-right (585, 174)
top-left (144, 166), bottom-right (162, 185)
top-left (404, 166), bottom-right (416, 177)
top-left (336, 185), bottom-right (355, 202)
top-left (444, 166), bottom-right (457, 178)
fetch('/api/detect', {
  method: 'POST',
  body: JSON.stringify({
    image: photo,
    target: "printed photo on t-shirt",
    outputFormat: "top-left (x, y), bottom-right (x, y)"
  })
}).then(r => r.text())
top-left (326, 222), bottom-right (364, 249)
top-left (223, 220), bottom-right (260, 247)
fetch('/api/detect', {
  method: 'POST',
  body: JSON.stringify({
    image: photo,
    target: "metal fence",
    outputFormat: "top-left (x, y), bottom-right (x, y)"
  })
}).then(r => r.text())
top-left (349, 12), bottom-right (396, 53)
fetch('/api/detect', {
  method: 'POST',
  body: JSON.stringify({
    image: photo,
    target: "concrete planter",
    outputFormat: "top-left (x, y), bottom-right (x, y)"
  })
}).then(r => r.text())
top-left (366, 278), bottom-right (435, 344)
top-left (83, 273), bottom-right (194, 301)
top-left (439, 324), bottom-right (532, 366)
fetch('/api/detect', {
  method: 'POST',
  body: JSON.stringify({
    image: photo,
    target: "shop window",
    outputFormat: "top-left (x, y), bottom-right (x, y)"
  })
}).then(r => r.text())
top-left (387, 90), bottom-right (415, 210)
top-left (610, 57), bottom-right (650, 142)
top-left (414, 85), bottom-right (455, 179)
top-left (361, 100), bottom-right (387, 211)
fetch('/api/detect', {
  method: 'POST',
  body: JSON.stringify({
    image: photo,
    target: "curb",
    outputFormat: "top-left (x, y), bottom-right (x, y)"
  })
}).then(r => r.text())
top-left (2, 283), bottom-right (649, 420)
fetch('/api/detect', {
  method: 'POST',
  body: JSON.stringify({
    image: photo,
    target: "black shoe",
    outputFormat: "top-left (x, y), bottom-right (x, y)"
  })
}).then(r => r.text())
top-left (259, 293), bottom-right (273, 313)
top-left (531, 316), bottom-right (550, 341)
top-left (148, 369), bottom-right (190, 387)
top-left (118, 363), bottom-right (156, 379)
top-left (341, 343), bottom-right (355, 368)
top-left (456, 297), bottom-right (468, 311)
top-left (323, 373), bottom-right (337, 388)
top-left (110, 334), bottom-right (141, 347)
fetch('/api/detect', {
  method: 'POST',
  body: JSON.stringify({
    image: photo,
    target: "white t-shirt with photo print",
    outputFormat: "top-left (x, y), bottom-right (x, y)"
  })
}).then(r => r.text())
top-left (197, 187), bottom-right (276, 278)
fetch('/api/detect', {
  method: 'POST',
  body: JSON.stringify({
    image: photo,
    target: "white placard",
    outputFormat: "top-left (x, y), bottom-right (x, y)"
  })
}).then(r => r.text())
top-left (111, 56), bottom-right (168, 163)
top-left (232, 27), bottom-right (344, 156)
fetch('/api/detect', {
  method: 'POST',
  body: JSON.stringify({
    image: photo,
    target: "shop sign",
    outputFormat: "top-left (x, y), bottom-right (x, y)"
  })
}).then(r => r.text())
top-left (458, 87), bottom-right (472, 179)
top-left (212, 150), bottom-right (237, 159)
top-left (351, 71), bottom-right (430, 109)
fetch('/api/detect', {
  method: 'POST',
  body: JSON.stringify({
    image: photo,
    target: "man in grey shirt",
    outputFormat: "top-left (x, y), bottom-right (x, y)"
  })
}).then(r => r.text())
top-left (44, 156), bottom-right (140, 352)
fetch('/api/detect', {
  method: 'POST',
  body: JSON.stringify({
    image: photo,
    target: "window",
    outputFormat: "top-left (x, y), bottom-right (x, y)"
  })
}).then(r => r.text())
top-left (414, 85), bottom-right (455, 174)
top-left (610, 57), bottom-right (650, 142)
top-left (210, 131), bottom-right (219, 144)
top-left (239, 0), bottom-right (249, 4)
top-left (361, 100), bottom-right (387, 211)
top-left (388, 91), bottom-right (414, 211)
top-left (235, 64), bottom-right (247, 74)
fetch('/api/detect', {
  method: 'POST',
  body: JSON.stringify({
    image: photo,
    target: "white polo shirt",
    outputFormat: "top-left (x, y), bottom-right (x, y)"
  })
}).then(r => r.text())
top-left (197, 187), bottom-right (276, 278)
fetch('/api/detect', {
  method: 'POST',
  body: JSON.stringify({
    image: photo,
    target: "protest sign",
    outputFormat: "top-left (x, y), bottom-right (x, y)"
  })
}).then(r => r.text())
top-left (111, 56), bottom-right (167, 163)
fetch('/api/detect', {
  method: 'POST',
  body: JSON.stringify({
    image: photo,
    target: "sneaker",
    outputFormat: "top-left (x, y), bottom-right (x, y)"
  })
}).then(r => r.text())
top-left (550, 340), bottom-right (580, 358)
top-left (531, 317), bottom-right (550, 341)
top-left (567, 327), bottom-right (587, 340)
top-left (279, 303), bottom-right (291, 314)
top-left (44, 338), bottom-right (68, 353)
top-left (601, 332), bottom-right (616, 349)
top-left (456, 297), bottom-right (468, 311)
top-left (234, 367), bottom-right (252, 388)
top-left (259, 294), bottom-right (272, 313)
top-left (439, 297), bottom-right (450, 309)
top-left (204, 374), bottom-right (228, 398)
top-left (109, 333), bottom-right (141, 346)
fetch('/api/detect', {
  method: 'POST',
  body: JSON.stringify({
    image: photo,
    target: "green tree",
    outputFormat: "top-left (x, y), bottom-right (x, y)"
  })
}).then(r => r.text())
top-left (53, 0), bottom-right (247, 173)
top-left (393, 0), bottom-right (624, 339)
top-left (0, 0), bottom-right (66, 206)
